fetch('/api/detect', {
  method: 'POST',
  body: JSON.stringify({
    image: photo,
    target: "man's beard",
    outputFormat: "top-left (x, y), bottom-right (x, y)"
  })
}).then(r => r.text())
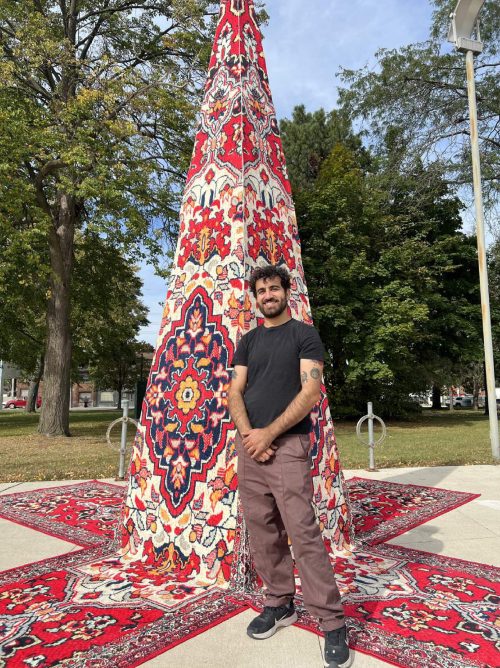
top-left (260, 297), bottom-right (288, 319)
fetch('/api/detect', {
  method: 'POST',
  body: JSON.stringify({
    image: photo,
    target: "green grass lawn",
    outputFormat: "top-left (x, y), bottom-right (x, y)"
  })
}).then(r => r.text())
top-left (335, 409), bottom-right (496, 469)
top-left (0, 410), bottom-right (135, 482)
top-left (0, 408), bottom-right (497, 482)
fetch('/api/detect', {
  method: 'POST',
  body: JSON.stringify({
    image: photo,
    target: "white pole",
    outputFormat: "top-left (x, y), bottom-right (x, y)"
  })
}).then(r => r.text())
top-left (465, 49), bottom-right (500, 461)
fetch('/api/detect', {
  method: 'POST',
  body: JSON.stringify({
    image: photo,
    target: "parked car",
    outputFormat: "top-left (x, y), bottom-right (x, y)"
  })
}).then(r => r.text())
top-left (3, 396), bottom-right (42, 409)
top-left (446, 394), bottom-right (474, 408)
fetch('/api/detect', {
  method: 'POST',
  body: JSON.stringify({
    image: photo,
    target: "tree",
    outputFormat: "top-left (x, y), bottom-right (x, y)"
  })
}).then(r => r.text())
top-left (280, 105), bottom-right (371, 190)
top-left (374, 160), bottom-right (482, 412)
top-left (487, 239), bottom-right (500, 380)
top-left (337, 0), bottom-right (499, 209)
top-left (0, 0), bottom-right (215, 435)
top-left (280, 106), bottom-right (482, 416)
top-left (0, 219), bottom-right (48, 411)
top-left (72, 231), bottom-right (150, 410)
top-left (0, 226), bottom-right (153, 416)
top-left (294, 144), bottom-right (378, 415)
top-left (89, 341), bottom-right (154, 411)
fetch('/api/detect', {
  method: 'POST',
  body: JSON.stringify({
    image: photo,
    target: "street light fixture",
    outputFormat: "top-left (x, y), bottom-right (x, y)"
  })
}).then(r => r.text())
top-left (448, 0), bottom-right (500, 461)
top-left (448, 0), bottom-right (484, 53)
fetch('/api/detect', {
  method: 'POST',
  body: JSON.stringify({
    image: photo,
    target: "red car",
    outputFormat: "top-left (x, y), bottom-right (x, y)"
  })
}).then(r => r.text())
top-left (3, 397), bottom-right (42, 409)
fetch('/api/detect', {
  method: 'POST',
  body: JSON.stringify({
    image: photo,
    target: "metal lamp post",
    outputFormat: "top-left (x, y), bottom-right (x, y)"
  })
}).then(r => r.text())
top-left (448, 0), bottom-right (500, 461)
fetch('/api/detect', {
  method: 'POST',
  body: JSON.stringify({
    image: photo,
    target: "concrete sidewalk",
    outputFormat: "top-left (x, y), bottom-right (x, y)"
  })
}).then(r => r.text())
top-left (1, 465), bottom-right (499, 667)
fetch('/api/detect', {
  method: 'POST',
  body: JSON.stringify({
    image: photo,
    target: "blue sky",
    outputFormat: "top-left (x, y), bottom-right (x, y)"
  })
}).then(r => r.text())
top-left (139, 0), bottom-right (435, 345)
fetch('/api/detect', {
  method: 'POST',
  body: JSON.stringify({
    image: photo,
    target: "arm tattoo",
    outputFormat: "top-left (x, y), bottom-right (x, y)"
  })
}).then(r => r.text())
top-left (267, 361), bottom-right (324, 440)
top-left (231, 368), bottom-right (238, 379)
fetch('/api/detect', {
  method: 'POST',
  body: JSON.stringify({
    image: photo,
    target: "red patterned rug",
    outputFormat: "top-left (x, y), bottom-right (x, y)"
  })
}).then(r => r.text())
top-left (347, 477), bottom-right (480, 545)
top-left (0, 477), bottom-right (478, 549)
top-left (1, 478), bottom-right (498, 668)
top-left (0, 481), bottom-right (124, 547)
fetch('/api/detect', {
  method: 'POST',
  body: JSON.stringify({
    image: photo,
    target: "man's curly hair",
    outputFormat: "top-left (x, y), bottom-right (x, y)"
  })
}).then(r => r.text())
top-left (249, 265), bottom-right (291, 297)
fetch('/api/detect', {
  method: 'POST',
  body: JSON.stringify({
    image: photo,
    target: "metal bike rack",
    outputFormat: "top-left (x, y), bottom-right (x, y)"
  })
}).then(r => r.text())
top-left (106, 400), bottom-right (138, 480)
top-left (356, 401), bottom-right (387, 471)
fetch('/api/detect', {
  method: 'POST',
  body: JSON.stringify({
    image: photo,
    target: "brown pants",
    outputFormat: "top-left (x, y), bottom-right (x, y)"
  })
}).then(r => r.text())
top-left (236, 432), bottom-right (345, 631)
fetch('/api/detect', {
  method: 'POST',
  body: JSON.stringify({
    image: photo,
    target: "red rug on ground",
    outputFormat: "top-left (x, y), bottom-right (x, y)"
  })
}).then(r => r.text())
top-left (0, 477), bottom-right (478, 548)
top-left (0, 481), bottom-right (125, 547)
top-left (347, 476), bottom-right (480, 545)
top-left (0, 478), bottom-right (498, 668)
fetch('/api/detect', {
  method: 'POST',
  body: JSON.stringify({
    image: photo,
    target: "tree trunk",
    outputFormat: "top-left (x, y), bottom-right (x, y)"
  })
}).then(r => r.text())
top-left (38, 195), bottom-right (75, 436)
top-left (431, 384), bottom-right (442, 410)
top-left (26, 354), bottom-right (44, 413)
top-left (117, 383), bottom-right (123, 411)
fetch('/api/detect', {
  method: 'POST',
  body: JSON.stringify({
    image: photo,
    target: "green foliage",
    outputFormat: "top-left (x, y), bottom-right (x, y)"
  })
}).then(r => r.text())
top-left (0, 0), bottom-right (216, 257)
top-left (487, 239), bottom-right (500, 379)
top-left (0, 224), bottom-right (152, 388)
top-left (72, 234), bottom-right (154, 400)
top-left (71, 231), bottom-right (150, 380)
top-left (88, 340), bottom-right (153, 408)
top-left (280, 105), bottom-right (371, 190)
top-left (0, 221), bottom-right (49, 374)
top-left (281, 106), bottom-right (482, 417)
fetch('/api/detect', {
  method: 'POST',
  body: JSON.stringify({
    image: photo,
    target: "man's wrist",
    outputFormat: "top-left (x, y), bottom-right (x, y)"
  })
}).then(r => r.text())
top-left (266, 423), bottom-right (281, 442)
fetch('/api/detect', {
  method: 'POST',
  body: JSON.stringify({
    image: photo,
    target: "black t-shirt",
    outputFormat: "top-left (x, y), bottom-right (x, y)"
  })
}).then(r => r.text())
top-left (231, 318), bottom-right (325, 434)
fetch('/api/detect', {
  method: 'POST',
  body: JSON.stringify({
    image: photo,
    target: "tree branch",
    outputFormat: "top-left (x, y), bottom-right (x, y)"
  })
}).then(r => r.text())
top-left (12, 319), bottom-right (44, 345)
top-left (403, 75), bottom-right (470, 99)
top-left (59, 0), bottom-right (68, 32)
top-left (32, 0), bottom-right (47, 16)
top-left (37, 159), bottom-right (67, 182)
top-left (79, 3), bottom-right (168, 22)
top-left (78, 0), bottom-right (111, 59)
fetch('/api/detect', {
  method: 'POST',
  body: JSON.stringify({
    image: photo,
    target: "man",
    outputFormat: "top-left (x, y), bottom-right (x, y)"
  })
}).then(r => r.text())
top-left (228, 264), bottom-right (350, 668)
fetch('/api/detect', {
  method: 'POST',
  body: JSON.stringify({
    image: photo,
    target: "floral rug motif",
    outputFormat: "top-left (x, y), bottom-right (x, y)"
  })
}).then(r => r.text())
top-left (1, 478), bottom-right (498, 668)
top-left (342, 543), bottom-right (500, 668)
top-left (0, 545), bottom-right (244, 668)
top-left (117, 0), bottom-right (354, 590)
top-left (347, 477), bottom-right (480, 545)
top-left (0, 481), bottom-right (125, 547)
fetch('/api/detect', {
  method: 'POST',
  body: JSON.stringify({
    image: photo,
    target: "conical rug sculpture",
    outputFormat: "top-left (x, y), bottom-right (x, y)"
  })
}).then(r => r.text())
top-left (120, 0), bottom-right (353, 598)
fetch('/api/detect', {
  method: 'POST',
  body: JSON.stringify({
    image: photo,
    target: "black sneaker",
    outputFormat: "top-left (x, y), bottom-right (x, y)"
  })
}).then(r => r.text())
top-left (324, 625), bottom-right (351, 667)
top-left (246, 602), bottom-right (298, 639)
